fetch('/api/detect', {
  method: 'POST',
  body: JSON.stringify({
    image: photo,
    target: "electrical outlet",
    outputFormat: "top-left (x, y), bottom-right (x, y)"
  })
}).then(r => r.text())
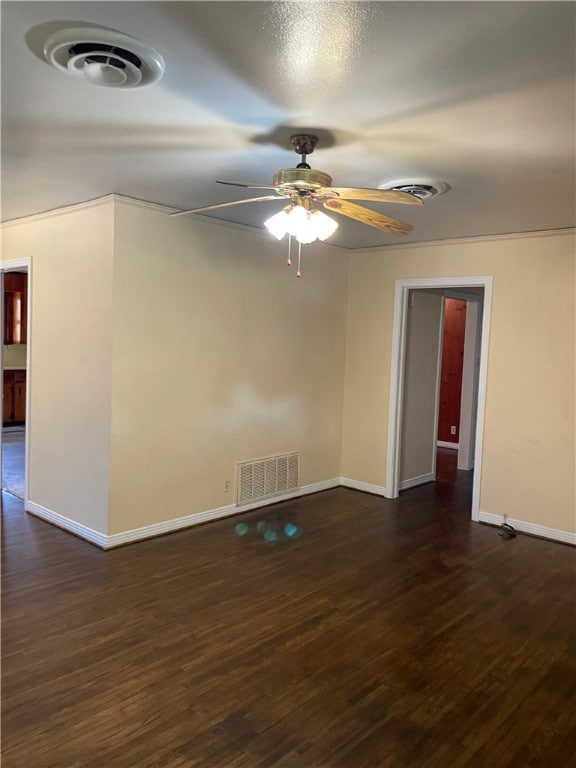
top-left (224, 479), bottom-right (231, 492)
top-left (450, 426), bottom-right (456, 435)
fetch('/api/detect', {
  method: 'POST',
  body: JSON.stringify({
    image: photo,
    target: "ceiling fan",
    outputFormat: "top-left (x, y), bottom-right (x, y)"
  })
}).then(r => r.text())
top-left (171, 134), bottom-right (422, 242)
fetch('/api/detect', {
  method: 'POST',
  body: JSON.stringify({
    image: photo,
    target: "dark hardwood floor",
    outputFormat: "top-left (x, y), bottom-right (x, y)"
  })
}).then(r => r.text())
top-left (2, 452), bottom-right (575, 767)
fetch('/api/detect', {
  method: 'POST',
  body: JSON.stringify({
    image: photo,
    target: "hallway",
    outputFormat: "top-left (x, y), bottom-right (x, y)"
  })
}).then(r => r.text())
top-left (2, 427), bottom-right (25, 500)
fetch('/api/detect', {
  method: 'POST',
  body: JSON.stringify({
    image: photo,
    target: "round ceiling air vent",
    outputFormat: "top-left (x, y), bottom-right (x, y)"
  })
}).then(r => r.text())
top-left (378, 178), bottom-right (449, 200)
top-left (43, 27), bottom-right (165, 88)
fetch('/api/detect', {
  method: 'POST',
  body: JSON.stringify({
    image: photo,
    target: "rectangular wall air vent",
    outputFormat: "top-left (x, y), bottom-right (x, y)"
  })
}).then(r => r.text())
top-left (237, 452), bottom-right (300, 506)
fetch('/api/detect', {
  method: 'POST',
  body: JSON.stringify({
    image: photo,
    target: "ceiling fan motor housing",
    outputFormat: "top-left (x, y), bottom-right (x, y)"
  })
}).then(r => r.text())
top-left (273, 168), bottom-right (332, 190)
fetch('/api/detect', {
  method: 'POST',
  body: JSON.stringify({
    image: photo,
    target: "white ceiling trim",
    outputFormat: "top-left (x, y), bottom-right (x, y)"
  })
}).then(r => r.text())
top-left (114, 195), bottom-right (351, 248)
top-left (352, 227), bottom-right (576, 254)
top-left (114, 195), bottom-right (284, 241)
top-left (1, 192), bottom-right (352, 250)
top-left (1, 194), bottom-right (116, 229)
top-left (2, 192), bottom-right (573, 256)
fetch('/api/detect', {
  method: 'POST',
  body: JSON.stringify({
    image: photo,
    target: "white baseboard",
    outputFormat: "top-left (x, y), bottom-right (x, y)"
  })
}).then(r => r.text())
top-left (106, 503), bottom-right (238, 548)
top-left (26, 479), bottom-right (341, 549)
top-left (25, 492), bottom-right (575, 550)
top-left (399, 472), bottom-right (435, 491)
top-left (339, 477), bottom-right (388, 497)
top-left (437, 440), bottom-right (459, 449)
top-left (478, 511), bottom-right (576, 546)
top-left (26, 501), bottom-right (108, 548)
top-left (105, 478), bottom-right (340, 548)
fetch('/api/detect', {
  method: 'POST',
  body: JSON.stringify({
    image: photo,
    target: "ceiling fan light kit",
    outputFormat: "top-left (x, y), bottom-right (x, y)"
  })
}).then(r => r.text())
top-left (273, 167), bottom-right (333, 190)
top-left (265, 205), bottom-right (339, 244)
top-left (172, 134), bottom-right (425, 276)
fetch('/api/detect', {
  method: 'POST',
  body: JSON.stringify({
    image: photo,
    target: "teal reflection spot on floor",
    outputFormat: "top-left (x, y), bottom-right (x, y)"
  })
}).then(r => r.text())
top-left (256, 521), bottom-right (267, 531)
top-left (235, 523), bottom-right (249, 537)
top-left (284, 523), bottom-right (299, 538)
top-left (263, 529), bottom-right (278, 543)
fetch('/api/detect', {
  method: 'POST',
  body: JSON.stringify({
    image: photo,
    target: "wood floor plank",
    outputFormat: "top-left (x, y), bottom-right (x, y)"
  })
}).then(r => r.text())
top-left (2, 451), bottom-right (575, 767)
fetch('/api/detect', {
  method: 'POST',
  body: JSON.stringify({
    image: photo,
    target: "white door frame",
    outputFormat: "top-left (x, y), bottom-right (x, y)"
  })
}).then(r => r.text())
top-left (386, 276), bottom-right (493, 521)
top-left (457, 296), bottom-right (483, 471)
top-left (1, 258), bottom-right (32, 505)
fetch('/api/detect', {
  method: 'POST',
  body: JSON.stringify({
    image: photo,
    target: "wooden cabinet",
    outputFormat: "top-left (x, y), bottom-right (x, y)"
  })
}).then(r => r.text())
top-left (4, 272), bottom-right (27, 345)
top-left (3, 370), bottom-right (26, 425)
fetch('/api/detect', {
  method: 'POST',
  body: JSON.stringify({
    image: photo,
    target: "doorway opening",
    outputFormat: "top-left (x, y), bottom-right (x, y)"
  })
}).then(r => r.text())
top-left (1, 260), bottom-right (31, 509)
top-left (437, 290), bottom-right (484, 474)
top-left (386, 276), bottom-right (492, 521)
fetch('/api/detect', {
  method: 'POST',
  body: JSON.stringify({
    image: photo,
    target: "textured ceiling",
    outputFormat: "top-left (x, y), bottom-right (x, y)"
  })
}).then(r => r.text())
top-left (2, 1), bottom-right (575, 248)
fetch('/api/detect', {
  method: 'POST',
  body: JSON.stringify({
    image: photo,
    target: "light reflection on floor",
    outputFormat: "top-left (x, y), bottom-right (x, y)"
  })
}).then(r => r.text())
top-left (235, 515), bottom-right (300, 544)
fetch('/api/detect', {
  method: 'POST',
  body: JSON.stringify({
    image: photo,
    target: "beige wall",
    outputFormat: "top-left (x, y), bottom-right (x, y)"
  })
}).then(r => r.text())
top-left (108, 200), bottom-right (349, 533)
top-left (400, 291), bottom-right (443, 484)
top-left (1, 201), bottom-right (114, 533)
top-left (3, 197), bottom-right (574, 541)
top-left (342, 230), bottom-right (576, 533)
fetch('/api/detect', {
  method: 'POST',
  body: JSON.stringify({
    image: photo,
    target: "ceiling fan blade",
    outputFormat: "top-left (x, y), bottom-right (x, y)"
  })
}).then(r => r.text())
top-left (320, 187), bottom-right (422, 205)
top-left (216, 180), bottom-right (278, 190)
top-left (323, 199), bottom-right (413, 235)
top-left (171, 195), bottom-right (281, 217)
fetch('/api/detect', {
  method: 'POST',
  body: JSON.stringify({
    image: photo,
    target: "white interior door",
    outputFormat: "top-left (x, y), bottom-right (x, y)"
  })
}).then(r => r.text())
top-left (399, 291), bottom-right (443, 490)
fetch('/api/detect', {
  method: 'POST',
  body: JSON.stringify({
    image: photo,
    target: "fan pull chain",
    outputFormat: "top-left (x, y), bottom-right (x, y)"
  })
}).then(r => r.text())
top-left (287, 235), bottom-right (292, 266)
top-left (297, 241), bottom-right (302, 278)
